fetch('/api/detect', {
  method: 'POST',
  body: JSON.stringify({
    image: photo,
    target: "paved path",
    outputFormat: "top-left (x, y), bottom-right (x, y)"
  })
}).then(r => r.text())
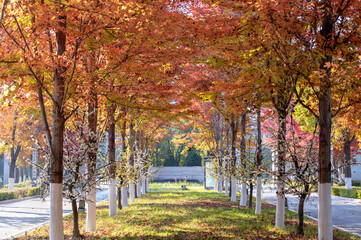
top-left (262, 186), bottom-right (361, 237)
top-left (0, 188), bottom-right (109, 239)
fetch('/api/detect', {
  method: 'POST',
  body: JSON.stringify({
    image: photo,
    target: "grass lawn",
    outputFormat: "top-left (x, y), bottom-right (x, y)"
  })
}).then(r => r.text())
top-left (16, 182), bottom-right (360, 239)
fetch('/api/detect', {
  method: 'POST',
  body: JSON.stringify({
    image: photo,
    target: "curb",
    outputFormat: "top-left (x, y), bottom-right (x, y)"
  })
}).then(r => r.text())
top-left (0, 195), bottom-right (43, 205)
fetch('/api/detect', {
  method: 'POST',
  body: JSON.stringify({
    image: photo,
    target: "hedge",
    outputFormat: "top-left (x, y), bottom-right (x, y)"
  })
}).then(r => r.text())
top-left (3, 181), bottom-right (31, 189)
top-left (331, 186), bottom-right (361, 199)
top-left (0, 186), bottom-right (42, 201)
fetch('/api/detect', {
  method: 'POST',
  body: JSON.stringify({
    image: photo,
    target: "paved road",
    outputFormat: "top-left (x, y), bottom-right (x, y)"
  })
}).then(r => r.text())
top-left (263, 186), bottom-right (361, 237)
top-left (0, 188), bottom-right (109, 240)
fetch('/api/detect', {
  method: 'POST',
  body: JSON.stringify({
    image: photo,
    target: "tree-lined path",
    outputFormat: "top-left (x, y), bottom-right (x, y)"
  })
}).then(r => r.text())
top-left (1, 1), bottom-right (361, 239)
top-left (12, 183), bottom-right (360, 240)
top-left (263, 186), bottom-right (361, 237)
top-left (0, 188), bottom-right (109, 239)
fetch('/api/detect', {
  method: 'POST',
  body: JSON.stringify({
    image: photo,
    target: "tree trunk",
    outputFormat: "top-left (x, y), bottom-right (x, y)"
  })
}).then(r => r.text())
top-left (69, 183), bottom-right (81, 239)
top-left (240, 112), bottom-right (247, 206)
top-left (136, 179), bottom-right (142, 198)
top-left (128, 122), bottom-right (136, 203)
top-left (230, 176), bottom-right (237, 201)
top-left (318, 1), bottom-right (333, 239)
top-left (255, 107), bottom-right (262, 214)
top-left (255, 176), bottom-right (262, 214)
top-left (142, 176), bottom-right (146, 194)
top-left (23, 167), bottom-right (27, 182)
top-left (344, 132), bottom-right (354, 189)
top-left (240, 183), bottom-right (247, 206)
top-left (297, 183), bottom-right (309, 236)
top-left (129, 183), bottom-right (136, 203)
top-left (337, 160), bottom-right (343, 183)
top-left (49, 10), bottom-right (67, 239)
top-left (122, 185), bottom-right (128, 207)
top-left (275, 113), bottom-right (286, 228)
top-left (214, 178), bottom-right (219, 192)
top-left (146, 178), bottom-right (149, 192)
top-left (9, 150), bottom-right (16, 190)
top-left (248, 182), bottom-right (253, 209)
top-left (71, 198), bottom-right (81, 239)
top-left (9, 119), bottom-right (21, 190)
top-left (86, 86), bottom-right (98, 232)
top-left (118, 187), bottom-right (122, 210)
top-left (229, 179), bottom-right (232, 197)
top-left (108, 105), bottom-right (117, 216)
top-left (218, 115), bottom-right (224, 194)
top-left (224, 177), bottom-right (229, 196)
top-left (120, 120), bottom-right (127, 207)
top-left (297, 193), bottom-right (306, 236)
top-left (230, 116), bottom-right (239, 202)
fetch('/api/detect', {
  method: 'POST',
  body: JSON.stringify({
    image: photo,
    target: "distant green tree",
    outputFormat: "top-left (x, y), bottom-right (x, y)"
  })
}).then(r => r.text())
top-left (182, 146), bottom-right (202, 166)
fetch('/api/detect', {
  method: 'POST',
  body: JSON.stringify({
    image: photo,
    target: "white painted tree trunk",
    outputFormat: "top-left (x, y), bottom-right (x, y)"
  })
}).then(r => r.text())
top-left (338, 173), bottom-right (343, 183)
top-left (8, 178), bottom-right (14, 191)
top-left (275, 182), bottom-right (285, 228)
top-left (146, 178), bottom-right (149, 192)
top-left (224, 177), bottom-right (229, 197)
top-left (255, 176), bottom-right (262, 214)
top-left (240, 182), bottom-right (247, 206)
top-left (218, 174), bottom-right (223, 194)
top-left (109, 178), bottom-right (117, 216)
top-left (129, 183), bottom-right (135, 203)
top-left (318, 182), bottom-right (333, 240)
top-left (137, 181), bottom-right (142, 197)
top-left (142, 177), bottom-right (146, 195)
top-left (230, 176), bottom-right (237, 202)
top-left (345, 178), bottom-right (352, 189)
top-left (86, 184), bottom-right (96, 232)
top-left (50, 183), bottom-right (64, 240)
top-left (214, 179), bottom-right (219, 191)
top-left (122, 185), bottom-right (128, 207)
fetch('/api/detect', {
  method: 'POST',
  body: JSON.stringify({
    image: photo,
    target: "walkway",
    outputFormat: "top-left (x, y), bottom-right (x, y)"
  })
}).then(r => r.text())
top-left (0, 188), bottom-right (109, 239)
top-left (263, 186), bottom-right (361, 237)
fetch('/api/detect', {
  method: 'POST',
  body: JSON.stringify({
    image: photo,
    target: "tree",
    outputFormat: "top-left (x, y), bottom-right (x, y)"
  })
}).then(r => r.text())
top-left (263, 109), bottom-right (319, 236)
top-left (183, 146), bottom-right (202, 166)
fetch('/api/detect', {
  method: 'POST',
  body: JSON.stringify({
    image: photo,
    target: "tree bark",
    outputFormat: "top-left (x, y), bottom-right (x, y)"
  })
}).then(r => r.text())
top-left (297, 193), bottom-right (307, 236)
top-left (108, 105), bottom-right (117, 216)
top-left (275, 113), bottom-right (286, 228)
top-left (121, 120), bottom-right (128, 207)
top-left (255, 107), bottom-right (262, 214)
top-left (318, 2), bottom-right (333, 238)
top-left (117, 187), bottom-right (122, 210)
top-left (230, 116), bottom-right (239, 202)
top-left (240, 113), bottom-right (247, 206)
top-left (49, 9), bottom-right (67, 239)
top-left (248, 182), bottom-right (253, 209)
top-left (129, 122), bottom-right (136, 203)
top-left (69, 184), bottom-right (81, 239)
top-left (218, 115), bottom-right (224, 194)
top-left (86, 86), bottom-right (98, 232)
top-left (344, 131), bottom-right (354, 189)
top-left (9, 112), bottom-right (21, 190)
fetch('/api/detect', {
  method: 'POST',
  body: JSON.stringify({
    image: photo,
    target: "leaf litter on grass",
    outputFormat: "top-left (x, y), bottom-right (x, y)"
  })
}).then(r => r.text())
top-left (15, 183), bottom-right (361, 240)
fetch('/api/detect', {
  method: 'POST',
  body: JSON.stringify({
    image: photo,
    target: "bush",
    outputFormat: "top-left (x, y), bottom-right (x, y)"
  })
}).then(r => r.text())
top-left (3, 180), bottom-right (32, 189)
top-left (332, 186), bottom-right (361, 199)
top-left (337, 182), bottom-right (361, 187)
top-left (357, 190), bottom-right (361, 199)
top-left (0, 186), bottom-right (41, 201)
top-left (339, 188), bottom-right (358, 198)
top-left (331, 187), bottom-right (341, 196)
